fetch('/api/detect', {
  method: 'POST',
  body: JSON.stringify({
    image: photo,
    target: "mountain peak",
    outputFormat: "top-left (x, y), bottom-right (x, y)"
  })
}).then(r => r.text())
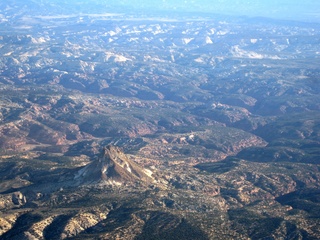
top-left (74, 145), bottom-right (154, 186)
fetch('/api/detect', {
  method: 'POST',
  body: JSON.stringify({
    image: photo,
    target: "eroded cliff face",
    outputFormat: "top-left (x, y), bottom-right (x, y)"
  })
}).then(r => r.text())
top-left (74, 145), bottom-right (155, 186)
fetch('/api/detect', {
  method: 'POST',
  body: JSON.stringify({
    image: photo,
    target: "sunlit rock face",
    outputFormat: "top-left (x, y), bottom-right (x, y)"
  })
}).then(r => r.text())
top-left (74, 145), bottom-right (155, 186)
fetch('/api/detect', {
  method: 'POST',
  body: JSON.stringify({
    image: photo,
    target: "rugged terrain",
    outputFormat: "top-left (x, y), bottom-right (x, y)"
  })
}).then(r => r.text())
top-left (0, 1), bottom-right (320, 239)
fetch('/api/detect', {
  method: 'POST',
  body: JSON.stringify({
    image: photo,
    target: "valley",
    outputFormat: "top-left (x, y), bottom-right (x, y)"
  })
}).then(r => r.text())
top-left (0, 4), bottom-right (319, 239)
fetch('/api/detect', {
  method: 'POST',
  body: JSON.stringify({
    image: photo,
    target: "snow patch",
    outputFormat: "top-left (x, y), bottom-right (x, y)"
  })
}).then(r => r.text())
top-left (188, 134), bottom-right (195, 140)
top-left (53, 69), bottom-right (68, 74)
top-left (152, 29), bottom-right (163, 35)
top-left (209, 28), bottom-right (216, 35)
top-left (205, 36), bottom-right (213, 44)
top-left (104, 52), bottom-right (132, 62)
top-left (0, 14), bottom-right (8, 23)
top-left (170, 54), bottom-right (175, 62)
top-left (250, 39), bottom-right (258, 44)
top-left (194, 57), bottom-right (205, 63)
top-left (108, 31), bottom-right (117, 37)
top-left (129, 38), bottom-right (139, 42)
top-left (14, 25), bottom-right (32, 29)
top-left (232, 45), bottom-right (264, 59)
top-left (114, 55), bottom-right (131, 62)
top-left (31, 37), bottom-right (47, 44)
top-left (144, 55), bottom-right (165, 62)
top-left (217, 30), bottom-right (228, 36)
top-left (231, 45), bottom-right (281, 60)
top-left (182, 38), bottom-right (194, 44)
top-left (3, 52), bottom-right (13, 56)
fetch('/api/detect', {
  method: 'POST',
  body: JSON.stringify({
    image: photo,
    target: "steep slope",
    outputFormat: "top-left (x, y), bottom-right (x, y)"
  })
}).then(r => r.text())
top-left (74, 145), bottom-right (154, 186)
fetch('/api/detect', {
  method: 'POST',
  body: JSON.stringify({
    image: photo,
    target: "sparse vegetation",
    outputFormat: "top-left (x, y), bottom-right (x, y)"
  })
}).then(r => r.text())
top-left (0, 4), bottom-right (319, 239)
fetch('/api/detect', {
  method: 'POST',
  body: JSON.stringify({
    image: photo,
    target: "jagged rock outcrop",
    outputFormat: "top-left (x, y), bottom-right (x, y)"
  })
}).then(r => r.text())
top-left (0, 192), bottom-right (26, 210)
top-left (74, 145), bottom-right (155, 186)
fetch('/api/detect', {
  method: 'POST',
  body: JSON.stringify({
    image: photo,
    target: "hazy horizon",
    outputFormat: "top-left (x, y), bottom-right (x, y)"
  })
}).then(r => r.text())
top-left (2, 0), bottom-right (320, 23)
top-left (72, 0), bottom-right (320, 22)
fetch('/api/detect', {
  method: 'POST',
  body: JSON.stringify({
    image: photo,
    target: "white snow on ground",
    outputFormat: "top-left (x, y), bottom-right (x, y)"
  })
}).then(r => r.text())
top-left (182, 38), bottom-right (194, 44)
top-left (205, 36), bottom-right (213, 44)
top-left (250, 39), bottom-right (258, 44)
top-left (104, 52), bottom-right (132, 62)
top-left (144, 55), bottom-right (166, 62)
top-left (231, 45), bottom-right (281, 59)
top-left (194, 57), bottom-right (205, 63)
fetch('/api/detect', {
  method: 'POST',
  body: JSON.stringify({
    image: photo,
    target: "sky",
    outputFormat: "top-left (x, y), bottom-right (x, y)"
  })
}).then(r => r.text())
top-left (3, 0), bottom-right (320, 22)
top-left (111, 0), bottom-right (320, 22)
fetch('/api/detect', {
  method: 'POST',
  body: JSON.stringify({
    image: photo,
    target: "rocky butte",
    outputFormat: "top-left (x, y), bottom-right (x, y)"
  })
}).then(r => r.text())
top-left (74, 145), bottom-right (155, 186)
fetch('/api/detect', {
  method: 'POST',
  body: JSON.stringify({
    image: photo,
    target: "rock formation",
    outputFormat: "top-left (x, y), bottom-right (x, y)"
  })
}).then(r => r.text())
top-left (74, 145), bottom-right (154, 186)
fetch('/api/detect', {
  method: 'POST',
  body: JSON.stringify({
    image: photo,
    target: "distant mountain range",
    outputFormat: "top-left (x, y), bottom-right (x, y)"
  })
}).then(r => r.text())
top-left (1, 0), bottom-right (319, 22)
